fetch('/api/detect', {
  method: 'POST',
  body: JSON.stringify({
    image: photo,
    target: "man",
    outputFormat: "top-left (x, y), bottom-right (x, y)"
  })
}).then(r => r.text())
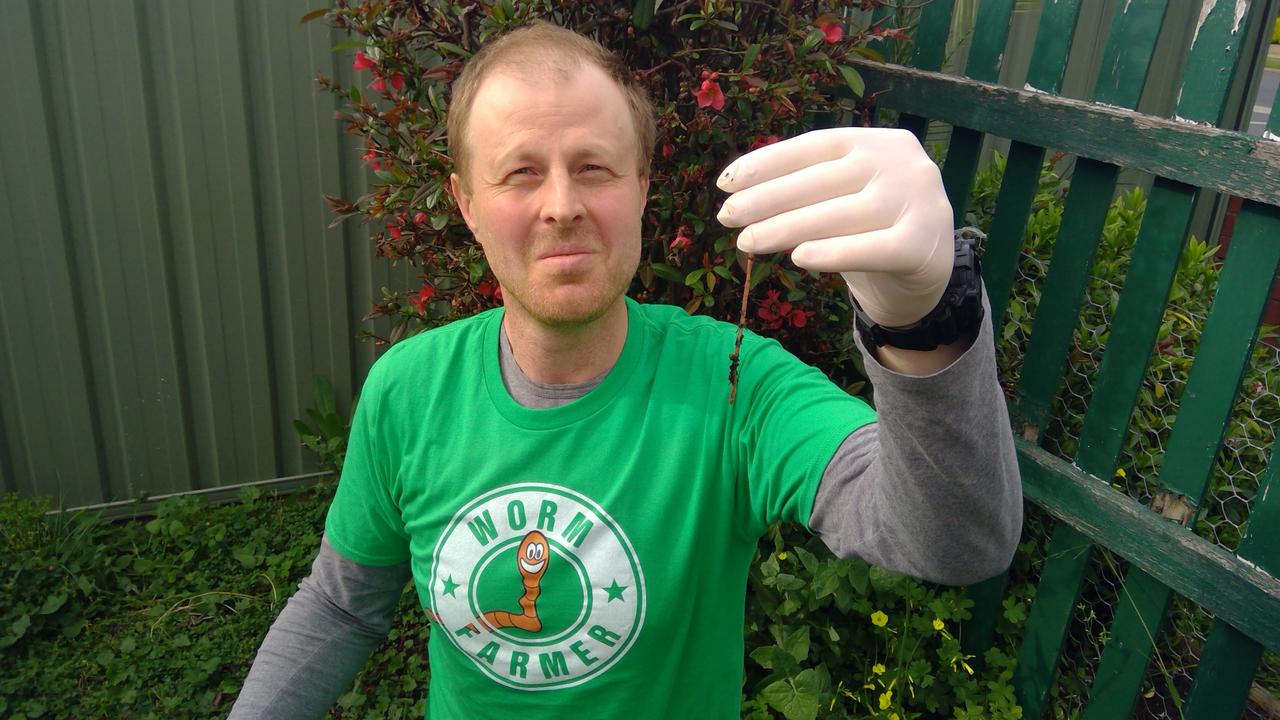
top-left (230, 22), bottom-right (1020, 719)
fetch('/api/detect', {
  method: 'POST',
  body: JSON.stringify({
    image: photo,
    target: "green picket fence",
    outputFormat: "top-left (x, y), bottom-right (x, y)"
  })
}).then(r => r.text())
top-left (851, 1), bottom-right (1280, 718)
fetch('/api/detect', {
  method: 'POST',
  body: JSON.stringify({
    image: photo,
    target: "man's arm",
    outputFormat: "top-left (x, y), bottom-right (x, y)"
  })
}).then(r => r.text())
top-left (228, 536), bottom-right (411, 719)
top-left (809, 292), bottom-right (1022, 586)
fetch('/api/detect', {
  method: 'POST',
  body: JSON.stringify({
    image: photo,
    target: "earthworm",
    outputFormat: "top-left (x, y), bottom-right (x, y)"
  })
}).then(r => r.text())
top-left (728, 253), bottom-right (755, 404)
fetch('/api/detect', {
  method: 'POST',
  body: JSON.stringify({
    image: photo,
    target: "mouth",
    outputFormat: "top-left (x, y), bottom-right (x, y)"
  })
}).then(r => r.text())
top-left (539, 249), bottom-right (593, 261)
top-left (519, 558), bottom-right (546, 574)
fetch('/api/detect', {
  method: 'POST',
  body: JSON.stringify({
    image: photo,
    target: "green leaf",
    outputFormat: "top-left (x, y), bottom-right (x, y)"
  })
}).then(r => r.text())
top-left (851, 46), bottom-right (886, 63)
top-left (843, 558), bottom-right (870, 594)
top-left (298, 8), bottom-right (328, 24)
top-left (749, 259), bottom-right (771, 286)
top-left (811, 565), bottom-right (842, 600)
top-left (742, 43), bottom-right (762, 71)
top-left (781, 626), bottom-right (810, 662)
top-left (774, 573), bottom-right (806, 591)
top-left (632, 0), bottom-right (655, 31)
top-left (761, 669), bottom-right (820, 720)
top-left (436, 42), bottom-right (472, 58)
top-left (330, 40), bottom-right (366, 52)
top-left (799, 29), bottom-right (824, 55)
top-left (749, 645), bottom-right (776, 669)
top-left (38, 593), bottom-right (67, 616)
top-left (9, 614), bottom-right (30, 641)
top-left (650, 263), bottom-right (684, 283)
top-left (837, 65), bottom-right (865, 98)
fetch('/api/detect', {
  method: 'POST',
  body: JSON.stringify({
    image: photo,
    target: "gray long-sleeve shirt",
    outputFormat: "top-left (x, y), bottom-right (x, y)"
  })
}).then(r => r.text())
top-left (228, 293), bottom-right (1021, 718)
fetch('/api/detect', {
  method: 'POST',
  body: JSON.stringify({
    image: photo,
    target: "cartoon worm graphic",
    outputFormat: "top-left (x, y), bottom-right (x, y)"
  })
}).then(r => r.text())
top-left (469, 530), bottom-right (549, 634)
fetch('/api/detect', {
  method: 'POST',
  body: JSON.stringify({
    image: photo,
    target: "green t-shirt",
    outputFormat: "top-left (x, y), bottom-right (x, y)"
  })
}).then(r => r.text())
top-left (325, 297), bottom-right (876, 718)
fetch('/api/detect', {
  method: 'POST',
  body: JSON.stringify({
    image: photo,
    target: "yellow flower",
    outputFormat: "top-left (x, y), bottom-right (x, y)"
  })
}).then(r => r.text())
top-left (889, 714), bottom-right (900, 720)
top-left (871, 611), bottom-right (889, 627)
top-left (879, 690), bottom-right (893, 710)
top-left (872, 662), bottom-right (886, 675)
top-left (777, 551), bottom-right (788, 560)
top-left (1115, 468), bottom-right (1127, 478)
top-left (932, 617), bottom-right (944, 631)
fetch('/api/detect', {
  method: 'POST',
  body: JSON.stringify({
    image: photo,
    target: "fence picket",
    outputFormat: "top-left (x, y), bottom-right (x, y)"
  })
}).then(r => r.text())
top-left (1183, 436), bottom-right (1280, 719)
top-left (961, 0), bottom-right (1085, 667)
top-left (982, 0), bottom-right (1087, 326)
top-left (1003, 3), bottom-right (1191, 716)
top-left (899, 0), bottom-right (956, 140)
top-left (938, 0), bottom-right (1015, 224)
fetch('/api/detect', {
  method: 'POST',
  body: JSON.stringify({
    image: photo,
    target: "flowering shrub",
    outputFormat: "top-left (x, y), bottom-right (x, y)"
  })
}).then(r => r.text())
top-left (307, 2), bottom-right (1029, 718)
top-left (315, 0), bottom-right (902, 386)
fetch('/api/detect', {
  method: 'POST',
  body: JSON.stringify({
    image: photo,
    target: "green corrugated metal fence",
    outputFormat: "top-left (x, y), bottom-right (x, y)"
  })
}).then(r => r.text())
top-left (0, 0), bottom-right (409, 507)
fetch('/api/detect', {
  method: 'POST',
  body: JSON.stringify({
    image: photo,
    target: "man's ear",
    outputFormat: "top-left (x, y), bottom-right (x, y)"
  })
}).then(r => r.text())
top-left (638, 172), bottom-right (650, 214)
top-left (450, 173), bottom-right (476, 233)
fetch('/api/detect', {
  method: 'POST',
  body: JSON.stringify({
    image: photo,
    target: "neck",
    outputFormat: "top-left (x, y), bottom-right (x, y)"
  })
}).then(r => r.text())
top-left (502, 299), bottom-right (629, 384)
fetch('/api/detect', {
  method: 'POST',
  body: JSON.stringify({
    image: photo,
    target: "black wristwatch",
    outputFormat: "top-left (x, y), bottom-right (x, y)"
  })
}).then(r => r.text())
top-left (852, 228), bottom-right (985, 351)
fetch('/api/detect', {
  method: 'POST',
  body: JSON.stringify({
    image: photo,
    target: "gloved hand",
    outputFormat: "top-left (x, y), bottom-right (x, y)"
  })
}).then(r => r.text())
top-left (715, 128), bottom-right (954, 329)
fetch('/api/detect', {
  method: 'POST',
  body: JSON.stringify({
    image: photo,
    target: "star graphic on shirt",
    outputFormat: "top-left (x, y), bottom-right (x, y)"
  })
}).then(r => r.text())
top-left (603, 579), bottom-right (627, 602)
top-left (441, 575), bottom-right (460, 597)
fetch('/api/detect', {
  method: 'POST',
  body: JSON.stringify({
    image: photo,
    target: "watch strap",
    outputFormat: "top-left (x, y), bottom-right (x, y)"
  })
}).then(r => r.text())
top-left (853, 228), bottom-right (985, 352)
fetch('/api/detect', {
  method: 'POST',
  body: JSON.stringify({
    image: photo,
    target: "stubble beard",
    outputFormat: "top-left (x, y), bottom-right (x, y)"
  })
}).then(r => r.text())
top-left (484, 226), bottom-right (640, 330)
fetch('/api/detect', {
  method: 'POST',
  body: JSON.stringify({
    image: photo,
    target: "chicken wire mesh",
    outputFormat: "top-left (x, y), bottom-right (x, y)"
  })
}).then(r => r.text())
top-left (973, 158), bottom-right (1279, 718)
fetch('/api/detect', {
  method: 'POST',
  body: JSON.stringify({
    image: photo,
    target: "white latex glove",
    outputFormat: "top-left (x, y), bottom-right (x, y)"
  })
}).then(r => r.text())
top-left (716, 128), bottom-right (954, 329)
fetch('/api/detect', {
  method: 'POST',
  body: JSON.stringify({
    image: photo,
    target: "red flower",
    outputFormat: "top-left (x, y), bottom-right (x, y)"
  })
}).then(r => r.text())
top-left (390, 74), bottom-right (405, 91)
top-left (821, 23), bottom-right (843, 43)
top-left (669, 227), bottom-right (693, 251)
top-left (749, 134), bottom-right (782, 151)
top-left (694, 79), bottom-right (725, 111)
top-left (477, 277), bottom-right (502, 302)
top-left (362, 150), bottom-right (381, 172)
top-left (387, 223), bottom-right (402, 241)
top-left (370, 76), bottom-right (386, 92)
top-left (661, 144), bottom-right (675, 159)
top-left (414, 211), bottom-right (428, 225)
top-left (408, 283), bottom-right (436, 314)
top-left (756, 290), bottom-right (812, 329)
top-left (353, 51), bottom-right (376, 71)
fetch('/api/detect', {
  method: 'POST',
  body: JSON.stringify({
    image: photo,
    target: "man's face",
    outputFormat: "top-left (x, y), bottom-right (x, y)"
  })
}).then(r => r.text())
top-left (451, 63), bottom-right (650, 329)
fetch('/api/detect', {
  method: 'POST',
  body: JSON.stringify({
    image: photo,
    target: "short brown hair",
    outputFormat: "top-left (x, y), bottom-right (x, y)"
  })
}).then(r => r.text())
top-left (446, 21), bottom-right (656, 188)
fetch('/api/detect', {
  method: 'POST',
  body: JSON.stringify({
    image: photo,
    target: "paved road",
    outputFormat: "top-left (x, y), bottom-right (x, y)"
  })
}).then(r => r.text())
top-left (1249, 67), bottom-right (1280, 135)
top-left (1252, 68), bottom-right (1279, 136)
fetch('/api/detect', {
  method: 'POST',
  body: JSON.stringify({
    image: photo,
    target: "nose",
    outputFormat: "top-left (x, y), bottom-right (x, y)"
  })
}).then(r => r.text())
top-left (540, 168), bottom-right (585, 227)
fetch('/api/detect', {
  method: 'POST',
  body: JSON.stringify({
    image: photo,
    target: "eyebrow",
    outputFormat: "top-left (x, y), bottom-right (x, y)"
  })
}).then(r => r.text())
top-left (491, 143), bottom-right (625, 170)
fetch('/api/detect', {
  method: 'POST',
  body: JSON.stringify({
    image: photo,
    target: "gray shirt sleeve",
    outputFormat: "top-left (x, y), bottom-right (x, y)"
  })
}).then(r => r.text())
top-left (809, 288), bottom-right (1023, 585)
top-left (228, 536), bottom-right (411, 719)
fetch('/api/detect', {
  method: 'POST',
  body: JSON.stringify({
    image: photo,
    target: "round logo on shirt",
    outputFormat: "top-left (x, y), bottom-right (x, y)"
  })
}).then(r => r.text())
top-left (428, 483), bottom-right (646, 690)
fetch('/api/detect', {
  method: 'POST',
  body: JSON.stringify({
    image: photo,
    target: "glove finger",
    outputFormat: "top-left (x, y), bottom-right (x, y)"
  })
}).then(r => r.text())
top-left (716, 152), bottom-right (876, 229)
top-left (717, 127), bottom-right (919, 192)
top-left (735, 190), bottom-right (894, 255)
top-left (714, 128), bottom-right (855, 192)
top-left (789, 226), bottom-right (932, 275)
